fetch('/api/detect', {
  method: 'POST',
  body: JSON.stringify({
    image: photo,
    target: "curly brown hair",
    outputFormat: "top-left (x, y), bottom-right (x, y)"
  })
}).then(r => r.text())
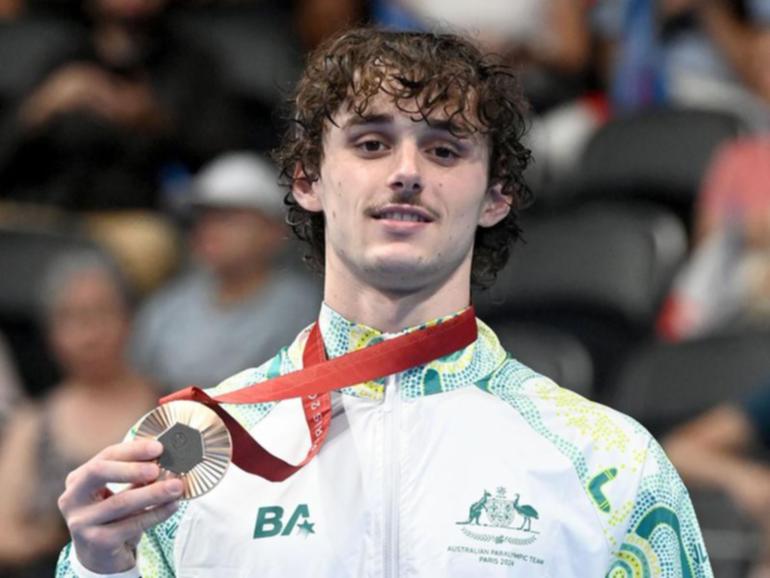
top-left (273, 27), bottom-right (533, 288)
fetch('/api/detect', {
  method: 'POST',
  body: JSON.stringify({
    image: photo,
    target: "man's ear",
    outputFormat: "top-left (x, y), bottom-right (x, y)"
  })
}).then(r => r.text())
top-left (291, 163), bottom-right (323, 213)
top-left (478, 183), bottom-right (512, 228)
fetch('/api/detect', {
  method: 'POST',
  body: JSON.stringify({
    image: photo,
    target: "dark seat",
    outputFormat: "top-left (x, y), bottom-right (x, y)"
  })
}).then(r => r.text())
top-left (172, 4), bottom-right (301, 103)
top-left (474, 202), bottom-right (687, 394)
top-left (573, 107), bottom-right (745, 229)
top-left (608, 331), bottom-right (770, 437)
top-left (171, 3), bottom-right (302, 152)
top-left (490, 320), bottom-right (594, 398)
top-left (0, 17), bottom-right (83, 103)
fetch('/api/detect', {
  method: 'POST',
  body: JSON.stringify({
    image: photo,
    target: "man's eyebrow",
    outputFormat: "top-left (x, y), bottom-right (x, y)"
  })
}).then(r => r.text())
top-left (341, 113), bottom-right (473, 139)
top-left (423, 118), bottom-right (471, 138)
top-left (341, 114), bottom-right (394, 130)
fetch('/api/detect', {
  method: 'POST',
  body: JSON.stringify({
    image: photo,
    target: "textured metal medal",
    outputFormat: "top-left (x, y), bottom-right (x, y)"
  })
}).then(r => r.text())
top-left (134, 400), bottom-right (232, 500)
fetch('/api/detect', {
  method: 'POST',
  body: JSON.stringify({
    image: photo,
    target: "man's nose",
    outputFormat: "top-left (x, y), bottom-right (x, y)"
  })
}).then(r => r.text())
top-left (387, 142), bottom-right (423, 196)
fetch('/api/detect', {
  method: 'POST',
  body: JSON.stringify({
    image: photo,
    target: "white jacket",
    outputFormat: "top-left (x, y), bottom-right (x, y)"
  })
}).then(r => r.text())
top-left (57, 305), bottom-right (713, 578)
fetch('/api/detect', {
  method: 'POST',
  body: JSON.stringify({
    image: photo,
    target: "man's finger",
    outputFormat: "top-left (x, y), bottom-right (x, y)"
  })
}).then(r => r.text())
top-left (77, 461), bottom-right (161, 491)
top-left (97, 439), bottom-right (164, 463)
top-left (62, 440), bottom-right (165, 507)
top-left (75, 479), bottom-right (184, 528)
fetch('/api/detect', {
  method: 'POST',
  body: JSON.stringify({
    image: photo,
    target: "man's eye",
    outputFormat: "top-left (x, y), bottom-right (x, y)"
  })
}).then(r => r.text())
top-left (431, 146), bottom-right (459, 160)
top-left (357, 140), bottom-right (386, 153)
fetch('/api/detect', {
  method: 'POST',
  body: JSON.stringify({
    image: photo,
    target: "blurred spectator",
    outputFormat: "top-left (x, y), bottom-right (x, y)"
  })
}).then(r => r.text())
top-left (130, 152), bottom-right (321, 393)
top-left (665, 380), bottom-right (770, 577)
top-left (657, 135), bottom-right (770, 340)
top-left (594, 0), bottom-right (770, 129)
top-left (0, 0), bottom-right (249, 211)
top-left (373, 0), bottom-right (592, 113)
top-left (0, 251), bottom-right (156, 577)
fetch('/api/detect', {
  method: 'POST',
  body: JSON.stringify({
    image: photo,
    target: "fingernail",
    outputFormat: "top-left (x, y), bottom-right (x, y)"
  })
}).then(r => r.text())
top-left (167, 480), bottom-right (184, 496)
top-left (143, 464), bottom-right (159, 478)
top-left (149, 440), bottom-right (164, 454)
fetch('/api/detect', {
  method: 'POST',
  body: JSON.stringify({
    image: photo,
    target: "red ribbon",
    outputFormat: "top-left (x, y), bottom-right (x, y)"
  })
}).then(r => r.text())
top-left (160, 307), bottom-right (478, 482)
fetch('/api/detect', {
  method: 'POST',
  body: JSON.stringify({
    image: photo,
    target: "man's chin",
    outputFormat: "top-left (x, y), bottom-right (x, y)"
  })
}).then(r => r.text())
top-left (359, 258), bottom-right (443, 293)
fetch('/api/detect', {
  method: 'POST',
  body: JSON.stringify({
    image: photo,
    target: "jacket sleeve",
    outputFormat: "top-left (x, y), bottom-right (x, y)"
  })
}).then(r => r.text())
top-left (605, 438), bottom-right (713, 578)
top-left (56, 543), bottom-right (140, 577)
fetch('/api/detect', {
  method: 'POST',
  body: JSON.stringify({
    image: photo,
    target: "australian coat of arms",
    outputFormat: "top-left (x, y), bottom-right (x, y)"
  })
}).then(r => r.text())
top-left (457, 487), bottom-right (539, 533)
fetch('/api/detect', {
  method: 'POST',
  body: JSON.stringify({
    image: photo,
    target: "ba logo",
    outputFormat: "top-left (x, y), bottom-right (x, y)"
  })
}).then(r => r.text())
top-left (253, 504), bottom-right (316, 539)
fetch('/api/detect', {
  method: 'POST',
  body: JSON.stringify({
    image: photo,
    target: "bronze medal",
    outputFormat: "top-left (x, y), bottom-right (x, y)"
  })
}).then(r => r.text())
top-left (134, 400), bottom-right (232, 500)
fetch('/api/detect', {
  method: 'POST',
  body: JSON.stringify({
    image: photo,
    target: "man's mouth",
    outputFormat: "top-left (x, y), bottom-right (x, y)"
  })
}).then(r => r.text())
top-left (369, 205), bottom-right (435, 223)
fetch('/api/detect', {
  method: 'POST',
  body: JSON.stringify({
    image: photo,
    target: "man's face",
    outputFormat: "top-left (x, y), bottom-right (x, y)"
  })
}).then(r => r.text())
top-left (294, 93), bottom-right (510, 293)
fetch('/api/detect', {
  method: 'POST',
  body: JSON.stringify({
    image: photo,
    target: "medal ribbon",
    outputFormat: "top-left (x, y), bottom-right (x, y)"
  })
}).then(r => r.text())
top-left (160, 306), bottom-right (477, 482)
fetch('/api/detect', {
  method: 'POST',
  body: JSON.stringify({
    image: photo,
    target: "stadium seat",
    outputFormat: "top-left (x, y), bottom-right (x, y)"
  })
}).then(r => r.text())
top-left (0, 17), bottom-right (82, 107)
top-left (171, 3), bottom-right (302, 152)
top-left (473, 202), bottom-right (688, 394)
top-left (608, 330), bottom-right (770, 437)
top-left (572, 107), bottom-right (745, 228)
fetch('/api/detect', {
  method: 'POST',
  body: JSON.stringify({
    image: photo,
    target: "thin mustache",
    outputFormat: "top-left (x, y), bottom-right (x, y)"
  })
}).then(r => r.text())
top-left (366, 197), bottom-right (439, 220)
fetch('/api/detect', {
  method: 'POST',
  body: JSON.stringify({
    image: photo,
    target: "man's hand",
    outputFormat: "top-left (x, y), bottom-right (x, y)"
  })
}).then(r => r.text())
top-left (58, 439), bottom-right (184, 574)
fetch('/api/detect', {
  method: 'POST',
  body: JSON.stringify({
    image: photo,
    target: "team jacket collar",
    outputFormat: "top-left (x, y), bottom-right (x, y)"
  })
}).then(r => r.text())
top-left (297, 303), bottom-right (509, 401)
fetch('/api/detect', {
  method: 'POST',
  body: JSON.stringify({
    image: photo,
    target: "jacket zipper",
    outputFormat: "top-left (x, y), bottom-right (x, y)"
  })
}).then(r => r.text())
top-left (383, 372), bottom-right (400, 578)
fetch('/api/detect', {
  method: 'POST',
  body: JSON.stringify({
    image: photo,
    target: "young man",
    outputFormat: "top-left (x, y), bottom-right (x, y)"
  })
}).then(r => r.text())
top-left (55, 28), bottom-right (713, 577)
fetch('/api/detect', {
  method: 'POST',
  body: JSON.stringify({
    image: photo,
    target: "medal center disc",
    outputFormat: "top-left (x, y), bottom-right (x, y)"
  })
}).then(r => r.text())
top-left (158, 423), bottom-right (205, 475)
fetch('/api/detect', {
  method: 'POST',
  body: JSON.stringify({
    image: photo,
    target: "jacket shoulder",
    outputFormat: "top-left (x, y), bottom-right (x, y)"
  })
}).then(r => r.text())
top-left (482, 362), bottom-right (658, 547)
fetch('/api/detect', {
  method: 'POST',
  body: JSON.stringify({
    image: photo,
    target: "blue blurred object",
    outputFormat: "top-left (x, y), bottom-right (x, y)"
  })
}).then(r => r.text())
top-left (748, 0), bottom-right (770, 24)
top-left (611, 0), bottom-right (667, 110)
top-left (370, 0), bottom-right (425, 31)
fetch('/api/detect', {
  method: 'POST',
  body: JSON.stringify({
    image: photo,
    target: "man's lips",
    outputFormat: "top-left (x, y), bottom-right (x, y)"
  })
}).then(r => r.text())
top-left (367, 204), bottom-right (436, 223)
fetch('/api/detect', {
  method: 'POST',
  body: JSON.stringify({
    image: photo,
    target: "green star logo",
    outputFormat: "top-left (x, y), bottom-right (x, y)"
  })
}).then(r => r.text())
top-left (297, 520), bottom-right (315, 536)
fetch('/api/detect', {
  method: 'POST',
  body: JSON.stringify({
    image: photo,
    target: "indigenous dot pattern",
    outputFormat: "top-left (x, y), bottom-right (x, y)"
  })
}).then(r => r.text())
top-left (487, 372), bottom-right (592, 481)
top-left (313, 304), bottom-right (508, 400)
top-left (483, 368), bottom-right (712, 577)
top-left (55, 545), bottom-right (76, 578)
top-left (604, 442), bottom-right (711, 577)
top-left (136, 501), bottom-right (191, 577)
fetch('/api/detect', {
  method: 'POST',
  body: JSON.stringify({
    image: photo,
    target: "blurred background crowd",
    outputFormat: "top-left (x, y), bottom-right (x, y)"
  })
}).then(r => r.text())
top-left (0, 0), bottom-right (769, 576)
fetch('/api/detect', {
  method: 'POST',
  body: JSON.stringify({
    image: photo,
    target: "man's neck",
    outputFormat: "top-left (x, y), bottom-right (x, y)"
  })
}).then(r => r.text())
top-left (323, 260), bottom-right (473, 333)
